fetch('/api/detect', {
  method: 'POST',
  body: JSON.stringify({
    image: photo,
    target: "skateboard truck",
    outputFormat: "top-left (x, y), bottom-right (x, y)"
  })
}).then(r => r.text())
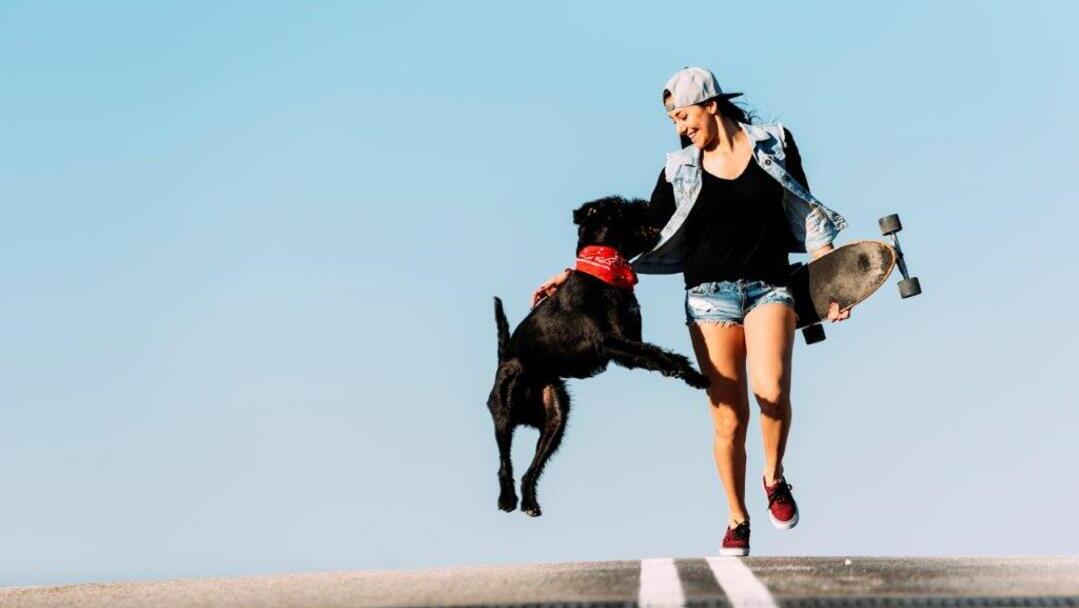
top-left (802, 323), bottom-right (826, 345)
top-left (878, 214), bottom-right (921, 299)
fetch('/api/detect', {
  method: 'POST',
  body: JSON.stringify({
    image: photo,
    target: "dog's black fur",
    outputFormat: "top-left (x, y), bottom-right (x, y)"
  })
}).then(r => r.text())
top-left (487, 195), bottom-right (711, 517)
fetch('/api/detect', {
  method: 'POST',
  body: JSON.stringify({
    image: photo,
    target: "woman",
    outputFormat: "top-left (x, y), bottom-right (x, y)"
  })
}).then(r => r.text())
top-left (530, 67), bottom-right (851, 556)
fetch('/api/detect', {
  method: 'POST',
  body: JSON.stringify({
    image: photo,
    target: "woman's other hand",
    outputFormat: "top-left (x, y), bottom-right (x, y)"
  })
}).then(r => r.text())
top-left (531, 269), bottom-right (571, 309)
top-left (827, 301), bottom-right (852, 323)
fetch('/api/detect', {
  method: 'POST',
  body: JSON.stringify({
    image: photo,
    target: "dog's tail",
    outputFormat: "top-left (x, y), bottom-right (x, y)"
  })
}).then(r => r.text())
top-left (494, 296), bottom-right (511, 362)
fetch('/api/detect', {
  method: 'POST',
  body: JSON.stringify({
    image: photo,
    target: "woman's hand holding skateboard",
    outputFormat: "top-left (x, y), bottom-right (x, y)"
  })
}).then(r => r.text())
top-left (812, 243), bottom-right (853, 323)
top-left (827, 301), bottom-right (852, 323)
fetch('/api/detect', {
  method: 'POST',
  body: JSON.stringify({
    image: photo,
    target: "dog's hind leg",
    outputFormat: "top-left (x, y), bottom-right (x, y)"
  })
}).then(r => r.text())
top-left (489, 361), bottom-right (524, 512)
top-left (494, 421), bottom-right (518, 512)
top-left (520, 380), bottom-right (570, 517)
top-left (604, 336), bottom-right (711, 389)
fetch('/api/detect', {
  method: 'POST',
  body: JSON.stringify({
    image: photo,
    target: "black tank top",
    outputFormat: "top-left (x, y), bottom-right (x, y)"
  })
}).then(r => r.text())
top-left (645, 128), bottom-right (810, 290)
top-left (681, 159), bottom-right (792, 289)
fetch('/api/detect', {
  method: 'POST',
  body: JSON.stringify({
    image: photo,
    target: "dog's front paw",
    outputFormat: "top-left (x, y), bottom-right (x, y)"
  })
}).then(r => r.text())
top-left (684, 371), bottom-right (711, 389)
top-left (498, 490), bottom-right (518, 512)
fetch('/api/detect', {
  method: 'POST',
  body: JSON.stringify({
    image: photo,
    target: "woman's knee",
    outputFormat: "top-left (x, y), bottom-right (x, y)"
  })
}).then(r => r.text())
top-left (710, 403), bottom-right (750, 441)
top-left (751, 381), bottom-right (789, 408)
top-left (704, 374), bottom-right (740, 402)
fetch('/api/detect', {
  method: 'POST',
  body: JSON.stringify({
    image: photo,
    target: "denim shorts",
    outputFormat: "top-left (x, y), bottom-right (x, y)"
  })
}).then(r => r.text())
top-left (684, 279), bottom-right (797, 327)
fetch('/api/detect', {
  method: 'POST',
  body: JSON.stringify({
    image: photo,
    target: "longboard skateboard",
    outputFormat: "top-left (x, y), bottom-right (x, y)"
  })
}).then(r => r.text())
top-left (788, 214), bottom-right (921, 344)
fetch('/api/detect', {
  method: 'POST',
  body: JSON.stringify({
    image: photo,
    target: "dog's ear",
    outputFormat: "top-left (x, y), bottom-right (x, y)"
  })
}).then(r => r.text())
top-left (572, 204), bottom-right (596, 225)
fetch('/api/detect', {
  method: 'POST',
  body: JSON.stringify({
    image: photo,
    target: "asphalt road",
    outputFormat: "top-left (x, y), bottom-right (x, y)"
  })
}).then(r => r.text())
top-left (2, 557), bottom-right (1077, 607)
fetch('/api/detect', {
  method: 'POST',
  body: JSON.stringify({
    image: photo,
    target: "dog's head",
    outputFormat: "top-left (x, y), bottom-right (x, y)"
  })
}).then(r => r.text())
top-left (572, 196), bottom-right (660, 259)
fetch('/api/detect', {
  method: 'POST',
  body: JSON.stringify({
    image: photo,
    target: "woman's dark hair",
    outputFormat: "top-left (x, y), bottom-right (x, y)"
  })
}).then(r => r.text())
top-left (712, 95), bottom-right (754, 125)
top-left (665, 90), bottom-right (756, 148)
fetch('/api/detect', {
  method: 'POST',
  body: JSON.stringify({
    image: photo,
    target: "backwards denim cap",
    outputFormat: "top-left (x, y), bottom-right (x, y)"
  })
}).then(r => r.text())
top-left (663, 66), bottom-right (742, 112)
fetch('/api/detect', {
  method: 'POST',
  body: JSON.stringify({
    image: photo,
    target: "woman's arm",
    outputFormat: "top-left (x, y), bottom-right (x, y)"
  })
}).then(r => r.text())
top-left (530, 267), bottom-right (572, 309)
top-left (791, 130), bottom-right (849, 322)
top-left (783, 127), bottom-right (810, 192)
top-left (647, 167), bottom-right (677, 230)
top-left (784, 127), bottom-right (846, 253)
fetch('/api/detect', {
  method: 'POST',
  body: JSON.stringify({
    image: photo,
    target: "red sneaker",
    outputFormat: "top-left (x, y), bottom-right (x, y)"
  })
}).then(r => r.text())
top-left (719, 520), bottom-right (750, 556)
top-left (764, 476), bottom-right (799, 529)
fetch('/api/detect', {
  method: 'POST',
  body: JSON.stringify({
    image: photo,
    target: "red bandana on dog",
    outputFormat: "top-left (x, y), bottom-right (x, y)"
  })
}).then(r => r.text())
top-left (575, 245), bottom-right (638, 289)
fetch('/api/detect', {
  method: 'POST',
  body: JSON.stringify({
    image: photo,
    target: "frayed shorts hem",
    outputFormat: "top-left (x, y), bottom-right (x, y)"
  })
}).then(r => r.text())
top-left (685, 318), bottom-right (743, 328)
top-left (684, 279), bottom-right (797, 327)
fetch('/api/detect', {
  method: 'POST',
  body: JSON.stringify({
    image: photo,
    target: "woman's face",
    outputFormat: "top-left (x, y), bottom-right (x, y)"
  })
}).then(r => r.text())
top-left (667, 100), bottom-right (717, 149)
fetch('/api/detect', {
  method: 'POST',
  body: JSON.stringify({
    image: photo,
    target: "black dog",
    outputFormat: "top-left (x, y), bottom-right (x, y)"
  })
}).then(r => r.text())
top-left (487, 195), bottom-right (710, 517)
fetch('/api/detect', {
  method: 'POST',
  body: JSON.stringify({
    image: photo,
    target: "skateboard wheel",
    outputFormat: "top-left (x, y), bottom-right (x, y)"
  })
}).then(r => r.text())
top-left (879, 214), bottom-right (902, 236)
top-left (898, 277), bottom-right (921, 298)
top-left (802, 325), bottom-right (826, 345)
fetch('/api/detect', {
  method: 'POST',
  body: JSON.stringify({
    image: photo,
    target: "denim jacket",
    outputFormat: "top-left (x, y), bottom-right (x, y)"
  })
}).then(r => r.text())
top-left (630, 122), bottom-right (848, 275)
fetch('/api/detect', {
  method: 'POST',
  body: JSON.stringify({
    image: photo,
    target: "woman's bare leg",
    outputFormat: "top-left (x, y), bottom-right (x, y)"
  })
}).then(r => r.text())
top-left (743, 303), bottom-right (796, 486)
top-left (688, 322), bottom-right (750, 527)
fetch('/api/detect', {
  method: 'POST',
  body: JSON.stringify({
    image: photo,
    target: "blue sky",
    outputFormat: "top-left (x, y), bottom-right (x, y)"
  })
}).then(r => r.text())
top-left (2, 1), bottom-right (1078, 586)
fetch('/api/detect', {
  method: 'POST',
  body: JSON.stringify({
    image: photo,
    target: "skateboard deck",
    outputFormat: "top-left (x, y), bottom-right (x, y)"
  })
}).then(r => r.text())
top-left (789, 240), bottom-right (896, 329)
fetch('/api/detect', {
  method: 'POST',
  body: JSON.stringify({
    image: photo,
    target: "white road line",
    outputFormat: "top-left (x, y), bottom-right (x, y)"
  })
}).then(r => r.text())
top-left (705, 556), bottom-right (778, 608)
top-left (638, 557), bottom-right (685, 608)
